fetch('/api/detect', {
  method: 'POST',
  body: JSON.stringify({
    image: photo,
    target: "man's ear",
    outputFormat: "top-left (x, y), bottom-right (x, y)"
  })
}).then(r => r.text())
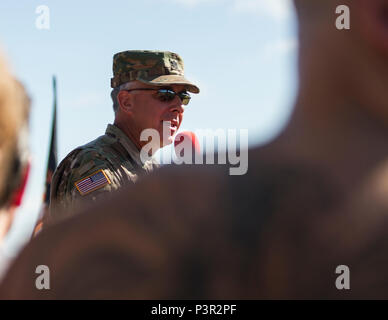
top-left (357, 0), bottom-right (388, 55)
top-left (117, 90), bottom-right (133, 114)
top-left (11, 161), bottom-right (30, 207)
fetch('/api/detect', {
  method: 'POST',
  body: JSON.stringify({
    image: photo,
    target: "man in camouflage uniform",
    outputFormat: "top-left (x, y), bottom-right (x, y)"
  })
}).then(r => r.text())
top-left (49, 50), bottom-right (199, 222)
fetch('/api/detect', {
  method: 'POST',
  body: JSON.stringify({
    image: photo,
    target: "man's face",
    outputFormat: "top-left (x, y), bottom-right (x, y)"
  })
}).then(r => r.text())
top-left (120, 81), bottom-right (187, 148)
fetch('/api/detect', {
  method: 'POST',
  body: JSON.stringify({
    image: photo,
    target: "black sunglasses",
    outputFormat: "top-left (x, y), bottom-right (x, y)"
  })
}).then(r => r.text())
top-left (125, 88), bottom-right (191, 105)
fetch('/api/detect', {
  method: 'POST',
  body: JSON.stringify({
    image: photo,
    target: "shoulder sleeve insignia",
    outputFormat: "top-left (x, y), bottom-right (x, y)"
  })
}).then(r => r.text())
top-left (74, 169), bottom-right (111, 196)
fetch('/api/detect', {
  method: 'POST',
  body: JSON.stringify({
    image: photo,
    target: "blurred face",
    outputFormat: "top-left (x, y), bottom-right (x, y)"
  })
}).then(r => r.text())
top-left (294, 0), bottom-right (388, 124)
top-left (117, 81), bottom-right (188, 149)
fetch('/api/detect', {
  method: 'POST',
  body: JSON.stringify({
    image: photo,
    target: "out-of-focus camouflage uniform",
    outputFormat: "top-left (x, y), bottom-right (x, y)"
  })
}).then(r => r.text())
top-left (49, 124), bottom-right (159, 221)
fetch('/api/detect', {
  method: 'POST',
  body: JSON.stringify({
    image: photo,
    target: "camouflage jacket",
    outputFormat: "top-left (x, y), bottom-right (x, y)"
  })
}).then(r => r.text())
top-left (49, 124), bottom-right (159, 222)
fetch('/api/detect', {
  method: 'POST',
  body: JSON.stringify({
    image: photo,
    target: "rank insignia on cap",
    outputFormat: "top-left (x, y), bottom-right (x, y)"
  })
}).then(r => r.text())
top-left (74, 169), bottom-right (111, 196)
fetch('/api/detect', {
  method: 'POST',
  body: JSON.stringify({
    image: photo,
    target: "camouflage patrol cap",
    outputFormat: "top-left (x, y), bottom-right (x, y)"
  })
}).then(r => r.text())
top-left (111, 50), bottom-right (199, 93)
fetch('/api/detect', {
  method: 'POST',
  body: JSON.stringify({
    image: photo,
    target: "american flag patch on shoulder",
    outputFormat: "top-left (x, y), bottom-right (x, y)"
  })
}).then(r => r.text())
top-left (74, 169), bottom-right (111, 196)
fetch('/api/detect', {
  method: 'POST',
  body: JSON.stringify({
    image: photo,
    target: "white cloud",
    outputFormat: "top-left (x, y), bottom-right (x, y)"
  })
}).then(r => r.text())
top-left (158, 0), bottom-right (294, 20)
top-left (264, 37), bottom-right (297, 57)
top-left (231, 0), bottom-right (294, 21)
top-left (68, 91), bottom-right (107, 109)
top-left (162, 0), bottom-right (220, 7)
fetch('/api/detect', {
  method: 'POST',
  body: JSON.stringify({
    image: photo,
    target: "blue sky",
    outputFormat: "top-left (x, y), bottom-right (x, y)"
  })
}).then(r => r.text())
top-left (0, 0), bottom-right (298, 255)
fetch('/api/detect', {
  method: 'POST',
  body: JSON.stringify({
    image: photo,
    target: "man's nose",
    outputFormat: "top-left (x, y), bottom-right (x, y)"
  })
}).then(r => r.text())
top-left (169, 98), bottom-right (184, 113)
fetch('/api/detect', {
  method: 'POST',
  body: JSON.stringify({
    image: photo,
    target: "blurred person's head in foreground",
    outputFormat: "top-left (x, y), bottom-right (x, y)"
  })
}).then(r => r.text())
top-left (3, 0), bottom-right (388, 299)
top-left (0, 51), bottom-right (30, 244)
top-left (280, 0), bottom-right (388, 186)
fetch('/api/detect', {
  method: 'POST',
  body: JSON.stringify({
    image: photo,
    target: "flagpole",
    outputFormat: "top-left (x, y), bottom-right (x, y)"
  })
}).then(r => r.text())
top-left (32, 75), bottom-right (58, 237)
top-left (44, 76), bottom-right (58, 204)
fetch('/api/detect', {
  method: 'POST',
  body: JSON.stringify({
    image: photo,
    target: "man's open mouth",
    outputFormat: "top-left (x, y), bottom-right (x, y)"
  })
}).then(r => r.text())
top-left (162, 120), bottom-right (179, 131)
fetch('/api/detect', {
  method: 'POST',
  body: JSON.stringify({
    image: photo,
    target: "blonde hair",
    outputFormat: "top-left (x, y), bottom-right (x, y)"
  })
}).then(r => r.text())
top-left (0, 50), bottom-right (30, 207)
